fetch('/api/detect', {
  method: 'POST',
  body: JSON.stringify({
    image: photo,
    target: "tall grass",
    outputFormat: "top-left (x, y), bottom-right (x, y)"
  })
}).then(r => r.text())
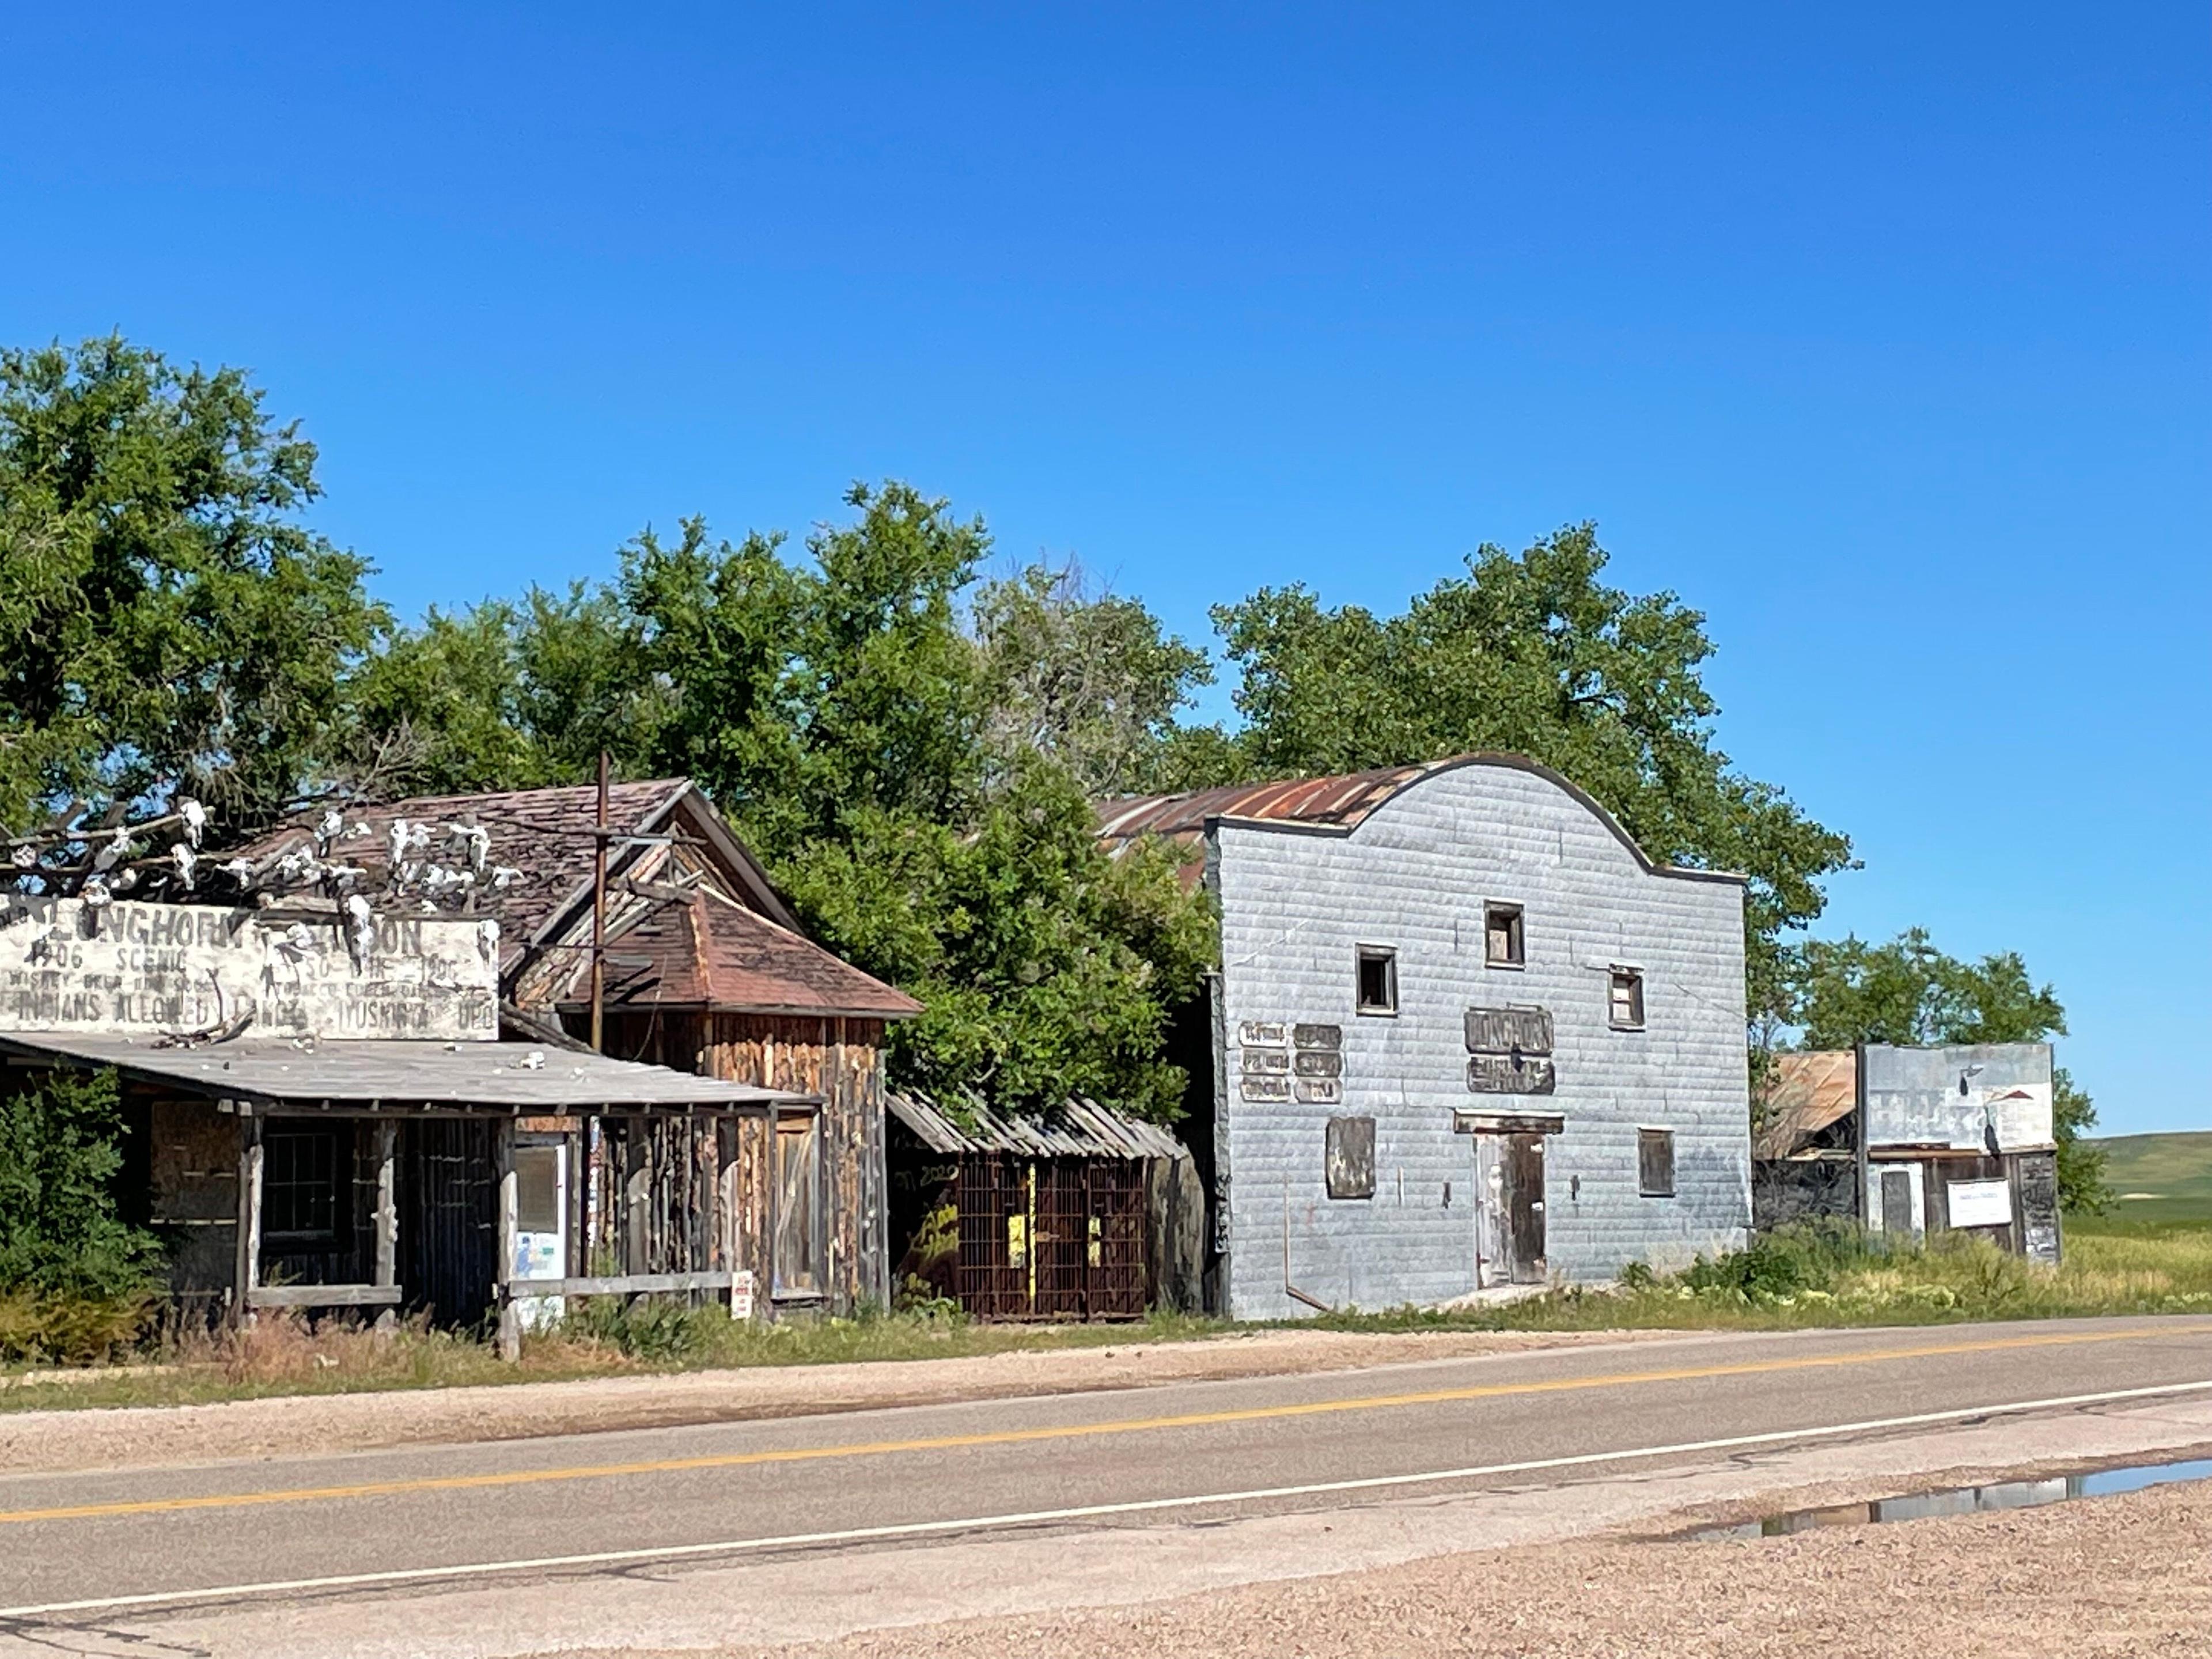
top-left (1314, 1218), bottom-right (2212, 1335)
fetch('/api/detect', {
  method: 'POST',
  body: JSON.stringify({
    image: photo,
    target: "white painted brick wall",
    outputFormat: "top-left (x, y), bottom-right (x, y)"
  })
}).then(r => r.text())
top-left (1211, 761), bottom-right (1752, 1321)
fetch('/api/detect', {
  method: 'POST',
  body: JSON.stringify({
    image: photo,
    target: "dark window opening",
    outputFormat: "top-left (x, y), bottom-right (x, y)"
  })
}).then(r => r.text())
top-left (1485, 903), bottom-right (1525, 967)
top-left (1609, 968), bottom-right (1646, 1030)
top-left (1355, 946), bottom-right (1397, 1015)
top-left (263, 1125), bottom-right (344, 1243)
top-left (1638, 1128), bottom-right (1676, 1198)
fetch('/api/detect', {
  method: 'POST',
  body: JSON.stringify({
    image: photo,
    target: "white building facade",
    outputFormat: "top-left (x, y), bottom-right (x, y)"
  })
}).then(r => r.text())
top-left (1103, 753), bottom-right (1755, 1320)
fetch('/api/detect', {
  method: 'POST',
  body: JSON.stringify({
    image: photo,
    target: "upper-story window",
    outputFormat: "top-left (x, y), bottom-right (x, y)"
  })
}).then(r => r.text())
top-left (1484, 903), bottom-right (1524, 968)
top-left (1354, 945), bottom-right (1398, 1015)
top-left (1609, 967), bottom-right (1646, 1030)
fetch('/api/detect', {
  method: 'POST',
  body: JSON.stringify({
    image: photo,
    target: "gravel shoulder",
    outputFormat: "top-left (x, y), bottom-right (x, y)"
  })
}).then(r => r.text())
top-left (696, 1473), bottom-right (2212, 1659)
top-left (0, 1325), bottom-right (1678, 1475)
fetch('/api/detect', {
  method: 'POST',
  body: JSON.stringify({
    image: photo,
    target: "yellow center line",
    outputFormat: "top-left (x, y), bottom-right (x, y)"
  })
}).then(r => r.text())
top-left (4, 1324), bottom-right (2201, 1527)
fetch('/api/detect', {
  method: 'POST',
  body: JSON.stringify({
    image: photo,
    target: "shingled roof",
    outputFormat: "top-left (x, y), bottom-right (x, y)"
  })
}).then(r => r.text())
top-left (233, 779), bottom-right (913, 1020)
top-left (575, 888), bottom-right (920, 1020)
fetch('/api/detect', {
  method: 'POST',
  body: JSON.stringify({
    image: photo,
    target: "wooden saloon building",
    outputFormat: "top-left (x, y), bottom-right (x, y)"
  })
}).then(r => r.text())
top-left (234, 778), bottom-right (922, 1321)
top-left (0, 778), bottom-right (916, 1338)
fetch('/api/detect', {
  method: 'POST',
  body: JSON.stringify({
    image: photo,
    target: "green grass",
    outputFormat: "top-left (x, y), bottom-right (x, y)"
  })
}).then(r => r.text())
top-left (10, 1213), bottom-right (2212, 1415)
top-left (2090, 1130), bottom-right (2212, 1226)
top-left (0, 1304), bottom-right (1232, 1415)
top-left (1309, 1217), bottom-right (2212, 1337)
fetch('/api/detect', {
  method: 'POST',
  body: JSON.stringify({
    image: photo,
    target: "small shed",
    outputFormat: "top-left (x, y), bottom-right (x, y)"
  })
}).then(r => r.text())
top-left (886, 1093), bottom-right (1202, 1320)
top-left (1755, 1044), bottom-right (2063, 1263)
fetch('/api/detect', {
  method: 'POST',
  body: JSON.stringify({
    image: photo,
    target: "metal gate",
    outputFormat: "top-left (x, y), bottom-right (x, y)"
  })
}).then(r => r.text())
top-left (954, 1155), bottom-right (1146, 1320)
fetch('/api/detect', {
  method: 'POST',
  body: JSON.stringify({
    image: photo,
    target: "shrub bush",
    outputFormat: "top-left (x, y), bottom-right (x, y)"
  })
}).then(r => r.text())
top-left (0, 1067), bottom-right (164, 1362)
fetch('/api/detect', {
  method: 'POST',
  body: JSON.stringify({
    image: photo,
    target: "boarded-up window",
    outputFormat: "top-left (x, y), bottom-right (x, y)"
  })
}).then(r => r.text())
top-left (1326, 1116), bottom-right (1376, 1199)
top-left (1609, 968), bottom-right (1645, 1029)
top-left (1485, 903), bottom-right (1525, 967)
top-left (262, 1126), bottom-right (343, 1243)
top-left (1355, 946), bottom-right (1397, 1014)
top-left (1638, 1128), bottom-right (1675, 1198)
top-left (772, 1111), bottom-right (824, 1297)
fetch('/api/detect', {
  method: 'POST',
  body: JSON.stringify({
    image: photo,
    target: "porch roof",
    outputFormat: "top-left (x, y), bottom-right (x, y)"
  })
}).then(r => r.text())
top-left (0, 1031), bottom-right (809, 1111)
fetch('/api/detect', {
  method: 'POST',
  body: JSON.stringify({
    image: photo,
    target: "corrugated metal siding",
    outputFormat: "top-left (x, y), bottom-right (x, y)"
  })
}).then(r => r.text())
top-left (1211, 762), bottom-right (1752, 1320)
top-left (888, 1092), bottom-right (1187, 1161)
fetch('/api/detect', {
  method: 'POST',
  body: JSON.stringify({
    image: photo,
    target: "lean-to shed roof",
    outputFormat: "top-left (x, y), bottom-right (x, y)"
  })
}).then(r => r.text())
top-left (1755, 1050), bottom-right (1859, 1158)
top-left (887, 1092), bottom-right (1188, 1161)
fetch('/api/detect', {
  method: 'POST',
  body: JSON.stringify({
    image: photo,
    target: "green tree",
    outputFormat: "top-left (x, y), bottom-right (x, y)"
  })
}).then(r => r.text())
top-left (354, 484), bottom-right (1218, 1116)
top-left (0, 1069), bottom-right (163, 1298)
top-left (1791, 928), bottom-right (2108, 1213)
top-left (971, 561), bottom-right (1215, 798)
top-left (0, 337), bottom-right (384, 845)
top-left (1195, 526), bottom-right (1854, 1022)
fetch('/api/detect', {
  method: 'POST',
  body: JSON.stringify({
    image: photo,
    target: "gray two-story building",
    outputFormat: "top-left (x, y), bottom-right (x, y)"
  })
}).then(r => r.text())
top-left (1100, 753), bottom-right (1753, 1319)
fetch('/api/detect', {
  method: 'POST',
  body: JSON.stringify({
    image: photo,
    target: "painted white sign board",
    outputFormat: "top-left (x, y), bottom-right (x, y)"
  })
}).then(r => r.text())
top-left (0, 897), bottom-right (499, 1042)
top-left (1946, 1178), bottom-right (2014, 1229)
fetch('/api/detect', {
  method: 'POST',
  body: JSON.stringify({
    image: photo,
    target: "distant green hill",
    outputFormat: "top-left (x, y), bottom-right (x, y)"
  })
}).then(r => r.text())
top-left (2092, 1131), bottom-right (2212, 1225)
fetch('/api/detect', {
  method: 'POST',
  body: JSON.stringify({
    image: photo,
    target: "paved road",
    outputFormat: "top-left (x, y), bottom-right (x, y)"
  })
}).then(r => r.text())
top-left (3, 1316), bottom-right (2210, 1620)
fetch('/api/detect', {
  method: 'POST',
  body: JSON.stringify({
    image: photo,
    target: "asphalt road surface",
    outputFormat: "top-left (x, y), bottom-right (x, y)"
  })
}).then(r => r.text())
top-left (4, 1316), bottom-right (2211, 1622)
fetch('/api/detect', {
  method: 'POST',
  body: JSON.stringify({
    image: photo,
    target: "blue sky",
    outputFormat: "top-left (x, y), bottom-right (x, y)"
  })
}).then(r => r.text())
top-left (2, 6), bottom-right (2205, 1132)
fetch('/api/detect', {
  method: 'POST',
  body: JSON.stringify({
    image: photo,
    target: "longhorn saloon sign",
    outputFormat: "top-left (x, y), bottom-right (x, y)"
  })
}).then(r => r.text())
top-left (0, 896), bottom-right (499, 1042)
top-left (1464, 1004), bottom-right (1556, 1095)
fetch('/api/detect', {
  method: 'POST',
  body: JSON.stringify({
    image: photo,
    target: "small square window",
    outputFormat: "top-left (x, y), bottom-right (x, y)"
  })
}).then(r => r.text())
top-left (1484, 903), bottom-right (1525, 967)
top-left (1354, 946), bottom-right (1397, 1015)
top-left (1609, 968), bottom-right (1646, 1030)
top-left (262, 1126), bottom-right (344, 1244)
top-left (1638, 1128), bottom-right (1676, 1198)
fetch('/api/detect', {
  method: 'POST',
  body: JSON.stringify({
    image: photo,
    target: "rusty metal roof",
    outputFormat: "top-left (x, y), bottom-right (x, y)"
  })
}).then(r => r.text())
top-left (1096, 752), bottom-right (1744, 886)
top-left (1096, 762), bottom-right (1433, 846)
top-left (887, 1091), bottom-right (1190, 1161)
top-left (1755, 1050), bottom-right (1859, 1158)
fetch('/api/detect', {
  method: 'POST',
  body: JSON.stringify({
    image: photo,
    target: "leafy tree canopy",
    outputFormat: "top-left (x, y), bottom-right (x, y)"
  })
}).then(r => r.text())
top-left (354, 484), bottom-right (1218, 1116)
top-left (1790, 927), bottom-right (2107, 1213)
top-left (0, 337), bottom-right (384, 842)
top-left (1175, 526), bottom-right (1854, 1019)
top-left (0, 1068), bottom-right (164, 1299)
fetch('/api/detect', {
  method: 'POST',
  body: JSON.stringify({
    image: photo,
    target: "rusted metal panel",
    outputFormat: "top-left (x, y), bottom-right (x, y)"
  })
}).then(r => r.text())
top-left (952, 1154), bottom-right (1147, 1320)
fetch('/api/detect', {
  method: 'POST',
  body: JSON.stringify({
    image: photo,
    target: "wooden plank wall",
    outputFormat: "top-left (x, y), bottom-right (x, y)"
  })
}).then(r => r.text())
top-left (600, 1011), bottom-right (889, 1311)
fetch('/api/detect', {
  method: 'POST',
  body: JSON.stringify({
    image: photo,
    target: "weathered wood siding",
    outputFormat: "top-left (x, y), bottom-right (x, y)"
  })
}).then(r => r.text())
top-left (597, 1010), bottom-right (889, 1310)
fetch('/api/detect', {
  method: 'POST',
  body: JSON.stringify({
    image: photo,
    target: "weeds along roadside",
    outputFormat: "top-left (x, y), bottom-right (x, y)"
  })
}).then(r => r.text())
top-left (3, 1219), bottom-right (2207, 1414)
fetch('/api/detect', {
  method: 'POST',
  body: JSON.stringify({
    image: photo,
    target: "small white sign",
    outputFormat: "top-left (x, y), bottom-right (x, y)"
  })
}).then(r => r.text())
top-left (1947, 1178), bottom-right (2013, 1229)
top-left (729, 1268), bottom-right (757, 1321)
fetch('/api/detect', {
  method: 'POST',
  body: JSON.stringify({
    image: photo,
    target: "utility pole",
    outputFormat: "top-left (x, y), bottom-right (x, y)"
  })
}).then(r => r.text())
top-left (590, 749), bottom-right (609, 1054)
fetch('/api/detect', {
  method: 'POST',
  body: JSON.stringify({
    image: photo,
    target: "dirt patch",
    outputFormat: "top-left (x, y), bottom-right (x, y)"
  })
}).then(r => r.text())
top-left (0, 1325), bottom-right (1679, 1475)
top-left (691, 1478), bottom-right (2212, 1658)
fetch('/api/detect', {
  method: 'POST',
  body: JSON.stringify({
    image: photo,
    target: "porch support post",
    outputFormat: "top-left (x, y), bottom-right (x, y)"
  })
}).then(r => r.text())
top-left (495, 1115), bottom-right (521, 1362)
top-left (232, 1105), bottom-right (263, 1327)
top-left (373, 1120), bottom-right (399, 1323)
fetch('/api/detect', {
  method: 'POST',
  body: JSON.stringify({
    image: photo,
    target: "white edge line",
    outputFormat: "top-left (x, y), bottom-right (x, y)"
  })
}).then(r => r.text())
top-left (7, 1377), bottom-right (2211, 1622)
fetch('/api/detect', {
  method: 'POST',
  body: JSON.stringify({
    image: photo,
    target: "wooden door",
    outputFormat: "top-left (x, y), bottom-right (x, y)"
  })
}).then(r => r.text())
top-left (401, 1119), bottom-right (497, 1329)
top-left (1880, 1168), bottom-right (1914, 1237)
top-left (1502, 1134), bottom-right (1547, 1285)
